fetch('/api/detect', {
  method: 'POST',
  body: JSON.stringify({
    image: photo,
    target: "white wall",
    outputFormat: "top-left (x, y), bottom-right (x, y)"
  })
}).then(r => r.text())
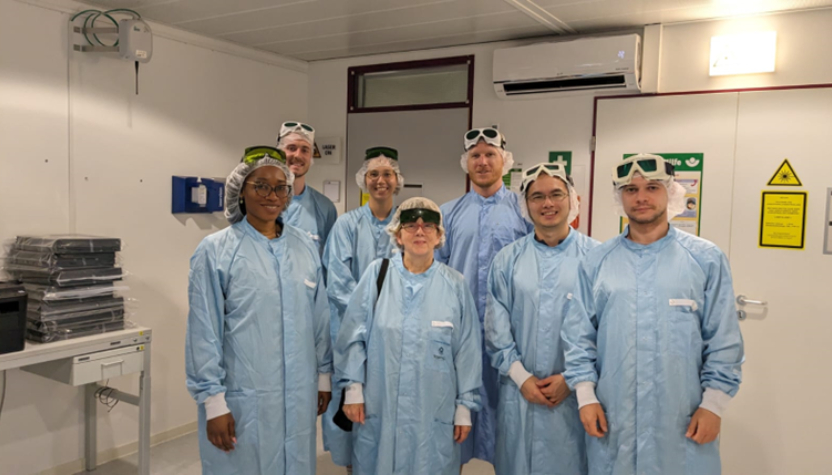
top-left (307, 8), bottom-right (832, 228)
top-left (0, 0), bottom-right (307, 473)
top-left (660, 8), bottom-right (832, 92)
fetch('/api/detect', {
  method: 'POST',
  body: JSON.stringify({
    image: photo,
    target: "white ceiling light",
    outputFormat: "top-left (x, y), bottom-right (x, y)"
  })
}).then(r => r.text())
top-left (710, 31), bottom-right (777, 76)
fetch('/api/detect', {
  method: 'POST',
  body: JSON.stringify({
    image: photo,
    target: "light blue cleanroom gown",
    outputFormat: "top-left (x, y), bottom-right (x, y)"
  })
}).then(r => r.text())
top-left (486, 229), bottom-right (599, 475)
top-left (335, 253), bottom-right (483, 475)
top-left (320, 203), bottom-right (397, 466)
top-left (186, 217), bottom-right (332, 475)
top-left (436, 184), bottom-right (532, 464)
top-left (562, 226), bottom-right (744, 475)
top-left (284, 184), bottom-right (338, 255)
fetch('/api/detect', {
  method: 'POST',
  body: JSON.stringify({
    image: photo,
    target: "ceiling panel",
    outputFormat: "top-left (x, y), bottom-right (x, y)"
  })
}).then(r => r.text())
top-left (265, 10), bottom-right (539, 55)
top-left (85, 0), bottom-right (832, 60)
top-left (294, 25), bottom-right (551, 61)
top-left (219, 1), bottom-right (521, 45)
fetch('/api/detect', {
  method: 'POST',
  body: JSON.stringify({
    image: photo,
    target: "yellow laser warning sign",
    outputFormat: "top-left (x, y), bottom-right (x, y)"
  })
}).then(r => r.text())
top-left (759, 191), bottom-right (807, 249)
top-left (767, 159), bottom-right (802, 186)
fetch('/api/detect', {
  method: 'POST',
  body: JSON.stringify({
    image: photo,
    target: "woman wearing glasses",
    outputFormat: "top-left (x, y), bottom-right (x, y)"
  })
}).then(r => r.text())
top-left (334, 197), bottom-right (483, 475)
top-left (185, 146), bottom-right (333, 475)
top-left (321, 146), bottom-right (404, 471)
top-left (485, 162), bottom-right (599, 475)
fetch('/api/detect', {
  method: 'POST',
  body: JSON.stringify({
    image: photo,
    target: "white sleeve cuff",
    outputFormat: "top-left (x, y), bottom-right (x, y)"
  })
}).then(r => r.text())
top-left (344, 383), bottom-right (364, 404)
top-left (575, 381), bottom-right (600, 409)
top-left (318, 373), bottom-right (332, 392)
top-left (508, 361), bottom-right (533, 389)
top-left (204, 392), bottom-right (231, 421)
top-left (454, 405), bottom-right (472, 426)
top-left (699, 388), bottom-right (732, 418)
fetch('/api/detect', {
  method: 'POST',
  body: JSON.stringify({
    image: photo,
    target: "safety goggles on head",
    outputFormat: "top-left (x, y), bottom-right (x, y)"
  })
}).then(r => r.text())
top-left (519, 163), bottom-right (571, 194)
top-left (242, 146), bottom-right (286, 165)
top-left (612, 154), bottom-right (675, 188)
top-left (365, 146), bottom-right (398, 161)
top-left (400, 208), bottom-right (441, 226)
top-left (464, 128), bottom-right (505, 151)
top-left (278, 121), bottom-right (315, 140)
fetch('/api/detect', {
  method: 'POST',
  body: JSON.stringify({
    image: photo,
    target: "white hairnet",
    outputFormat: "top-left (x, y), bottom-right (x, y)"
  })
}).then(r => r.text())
top-left (612, 175), bottom-right (687, 222)
top-left (355, 156), bottom-right (405, 194)
top-left (276, 128), bottom-right (314, 148)
top-left (225, 157), bottom-right (295, 224)
top-left (520, 175), bottom-right (581, 226)
top-left (386, 197), bottom-right (446, 250)
top-left (459, 147), bottom-right (515, 176)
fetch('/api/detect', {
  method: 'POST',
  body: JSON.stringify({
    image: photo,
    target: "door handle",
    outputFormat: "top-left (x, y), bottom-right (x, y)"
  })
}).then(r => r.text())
top-left (101, 359), bottom-right (124, 367)
top-left (736, 295), bottom-right (767, 306)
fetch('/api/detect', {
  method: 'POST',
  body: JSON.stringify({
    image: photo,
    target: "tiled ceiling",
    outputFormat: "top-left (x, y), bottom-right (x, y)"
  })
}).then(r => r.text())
top-left (86, 0), bottom-right (832, 61)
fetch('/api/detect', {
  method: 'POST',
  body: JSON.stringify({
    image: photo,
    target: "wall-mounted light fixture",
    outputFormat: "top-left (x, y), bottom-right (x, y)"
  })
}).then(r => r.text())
top-left (710, 31), bottom-right (777, 76)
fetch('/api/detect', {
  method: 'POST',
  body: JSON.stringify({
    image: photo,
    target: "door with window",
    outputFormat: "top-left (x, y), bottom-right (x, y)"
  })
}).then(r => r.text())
top-left (346, 56), bottom-right (474, 210)
top-left (593, 86), bottom-right (832, 474)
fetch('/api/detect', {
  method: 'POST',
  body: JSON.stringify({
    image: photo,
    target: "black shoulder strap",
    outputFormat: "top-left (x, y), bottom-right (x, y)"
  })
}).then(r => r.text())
top-left (375, 258), bottom-right (389, 303)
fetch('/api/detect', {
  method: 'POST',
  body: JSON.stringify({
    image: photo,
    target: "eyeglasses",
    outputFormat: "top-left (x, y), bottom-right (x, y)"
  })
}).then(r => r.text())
top-left (528, 190), bottom-right (569, 205)
top-left (245, 181), bottom-right (292, 198)
top-left (464, 128), bottom-right (505, 151)
top-left (367, 170), bottom-right (396, 180)
top-left (519, 163), bottom-right (571, 194)
top-left (242, 146), bottom-right (286, 165)
top-left (365, 146), bottom-right (398, 161)
top-left (401, 222), bottom-right (439, 233)
top-left (279, 121), bottom-right (315, 140)
top-left (613, 154), bottom-right (675, 187)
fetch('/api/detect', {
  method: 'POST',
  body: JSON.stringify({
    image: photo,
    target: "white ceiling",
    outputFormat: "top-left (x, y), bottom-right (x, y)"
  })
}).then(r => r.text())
top-left (86, 0), bottom-right (832, 61)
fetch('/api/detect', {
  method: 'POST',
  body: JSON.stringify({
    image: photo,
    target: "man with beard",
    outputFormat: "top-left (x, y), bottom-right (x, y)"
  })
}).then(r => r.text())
top-left (436, 128), bottom-right (533, 471)
top-left (562, 154), bottom-right (744, 475)
top-left (277, 121), bottom-right (338, 255)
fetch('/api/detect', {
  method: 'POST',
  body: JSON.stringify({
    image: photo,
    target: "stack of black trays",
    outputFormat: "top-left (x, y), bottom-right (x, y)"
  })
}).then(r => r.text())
top-left (5, 235), bottom-right (127, 343)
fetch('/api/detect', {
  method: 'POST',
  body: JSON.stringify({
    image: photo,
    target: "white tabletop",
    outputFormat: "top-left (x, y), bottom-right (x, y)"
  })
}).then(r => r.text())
top-left (0, 326), bottom-right (152, 371)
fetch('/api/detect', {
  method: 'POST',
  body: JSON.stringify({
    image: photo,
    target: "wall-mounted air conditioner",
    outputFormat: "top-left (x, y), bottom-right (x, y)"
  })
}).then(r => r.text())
top-left (493, 34), bottom-right (641, 98)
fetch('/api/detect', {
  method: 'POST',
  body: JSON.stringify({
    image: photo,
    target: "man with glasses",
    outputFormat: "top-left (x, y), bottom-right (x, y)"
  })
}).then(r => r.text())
top-left (562, 154), bottom-right (744, 475)
top-left (437, 128), bottom-right (533, 469)
top-left (277, 121), bottom-right (338, 255)
top-left (485, 162), bottom-right (598, 475)
top-left (321, 146), bottom-right (404, 473)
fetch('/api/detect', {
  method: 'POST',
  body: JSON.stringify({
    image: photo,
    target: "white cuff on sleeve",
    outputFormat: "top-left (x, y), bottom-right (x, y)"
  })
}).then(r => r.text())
top-left (699, 388), bottom-right (732, 418)
top-left (204, 392), bottom-right (231, 421)
top-left (508, 361), bottom-right (533, 389)
top-left (575, 381), bottom-right (600, 409)
top-left (454, 405), bottom-right (472, 426)
top-left (344, 383), bottom-right (364, 404)
top-left (318, 373), bottom-right (332, 392)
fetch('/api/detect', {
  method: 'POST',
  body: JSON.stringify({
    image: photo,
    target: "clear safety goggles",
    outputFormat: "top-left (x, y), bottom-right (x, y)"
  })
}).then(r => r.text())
top-left (278, 121), bottom-right (315, 141)
top-left (464, 128), bottom-right (505, 151)
top-left (519, 162), bottom-right (571, 194)
top-left (612, 154), bottom-right (675, 187)
top-left (242, 146), bottom-right (286, 165)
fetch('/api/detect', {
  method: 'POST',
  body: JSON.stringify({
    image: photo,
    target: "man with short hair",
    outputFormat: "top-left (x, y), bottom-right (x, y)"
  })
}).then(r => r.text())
top-left (277, 121), bottom-right (338, 254)
top-left (563, 153), bottom-right (744, 475)
top-left (437, 128), bottom-right (533, 469)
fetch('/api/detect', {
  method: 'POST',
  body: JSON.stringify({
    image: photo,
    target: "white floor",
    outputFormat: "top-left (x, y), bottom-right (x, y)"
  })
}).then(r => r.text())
top-left (76, 431), bottom-right (496, 475)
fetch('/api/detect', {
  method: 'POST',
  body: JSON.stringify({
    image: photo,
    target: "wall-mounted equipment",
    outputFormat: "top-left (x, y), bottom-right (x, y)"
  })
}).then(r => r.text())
top-left (71, 9), bottom-right (152, 94)
top-left (172, 177), bottom-right (224, 214)
top-left (493, 34), bottom-right (641, 97)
